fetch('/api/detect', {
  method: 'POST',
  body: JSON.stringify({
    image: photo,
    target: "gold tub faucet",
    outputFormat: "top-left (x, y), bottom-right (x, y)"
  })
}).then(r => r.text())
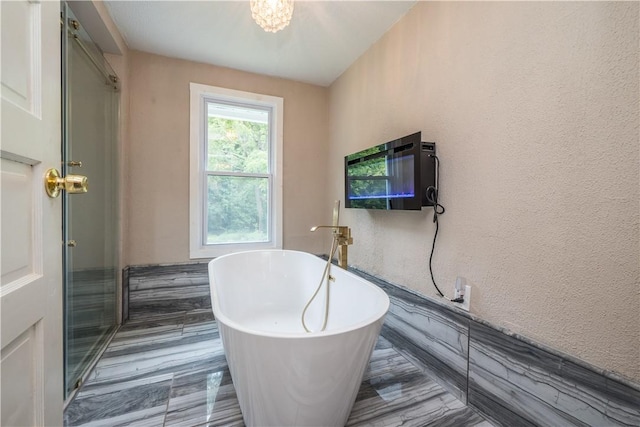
top-left (310, 225), bottom-right (353, 269)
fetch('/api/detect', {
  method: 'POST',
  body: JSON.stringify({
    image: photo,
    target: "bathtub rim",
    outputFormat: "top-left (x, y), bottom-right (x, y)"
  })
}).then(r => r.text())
top-left (208, 249), bottom-right (390, 339)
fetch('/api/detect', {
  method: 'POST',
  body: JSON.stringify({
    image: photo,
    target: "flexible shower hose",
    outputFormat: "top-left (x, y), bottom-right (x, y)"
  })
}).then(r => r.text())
top-left (301, 236), bottom-right (339, 333)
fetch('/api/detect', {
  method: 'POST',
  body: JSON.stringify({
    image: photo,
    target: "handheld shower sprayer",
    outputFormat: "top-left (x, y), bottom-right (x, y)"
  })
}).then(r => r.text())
top-left (302, 201), bottom-right (350, 333)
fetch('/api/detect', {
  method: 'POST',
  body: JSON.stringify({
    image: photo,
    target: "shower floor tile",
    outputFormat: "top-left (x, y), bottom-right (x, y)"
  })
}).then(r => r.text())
top-left (64, 311), bottom-right (493, 427)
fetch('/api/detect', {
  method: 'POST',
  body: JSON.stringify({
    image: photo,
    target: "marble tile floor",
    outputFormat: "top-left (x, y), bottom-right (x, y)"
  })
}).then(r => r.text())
top-left (64, 308), bottom-right (494, 427)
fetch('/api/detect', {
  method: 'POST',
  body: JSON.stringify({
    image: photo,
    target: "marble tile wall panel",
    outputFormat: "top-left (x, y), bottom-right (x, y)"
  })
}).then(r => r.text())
top-left (69, 267), bottom-right (118, 331)
top-left (127, 263), bottom-right (211, 319)
top-left (468, 321), bottom-right (640, 427)
top-left (349, 268), bottom-right (470, 402)
top-left (66, 268), bottom-right (119, 383)
top-left (122, 266), bottom-right (129, 323)
top-left (128, 263), bottom-right (209, 288)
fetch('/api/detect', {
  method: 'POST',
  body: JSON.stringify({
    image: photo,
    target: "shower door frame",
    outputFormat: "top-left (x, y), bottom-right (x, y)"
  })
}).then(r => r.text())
top-left (61, 2), bottom-right (121, 402)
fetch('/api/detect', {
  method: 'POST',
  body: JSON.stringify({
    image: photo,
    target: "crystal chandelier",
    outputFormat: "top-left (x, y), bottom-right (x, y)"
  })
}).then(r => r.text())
top-left (250, 0), bottom-right (294, 33)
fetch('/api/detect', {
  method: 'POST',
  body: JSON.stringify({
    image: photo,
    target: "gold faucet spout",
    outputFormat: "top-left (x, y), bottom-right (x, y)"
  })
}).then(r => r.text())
top-left (310, 225), bottom-right (338, 232)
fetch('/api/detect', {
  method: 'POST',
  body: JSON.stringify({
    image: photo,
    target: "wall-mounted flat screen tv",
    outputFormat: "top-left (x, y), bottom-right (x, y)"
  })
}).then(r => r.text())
top-left (344, 132), bottom-right (436, 210)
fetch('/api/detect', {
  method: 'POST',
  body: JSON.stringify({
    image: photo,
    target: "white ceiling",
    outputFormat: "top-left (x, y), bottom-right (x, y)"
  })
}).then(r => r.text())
top-left (104, 1), bottom-right (417, 87)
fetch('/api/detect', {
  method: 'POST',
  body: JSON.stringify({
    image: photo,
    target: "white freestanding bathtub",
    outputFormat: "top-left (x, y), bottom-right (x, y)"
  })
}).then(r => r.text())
top-left (208, 250), bottom-right (390, 427)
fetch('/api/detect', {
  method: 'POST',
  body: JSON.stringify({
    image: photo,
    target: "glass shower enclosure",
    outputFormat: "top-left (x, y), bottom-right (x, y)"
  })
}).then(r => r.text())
top-left (62, 3), bottom-right (120, 399)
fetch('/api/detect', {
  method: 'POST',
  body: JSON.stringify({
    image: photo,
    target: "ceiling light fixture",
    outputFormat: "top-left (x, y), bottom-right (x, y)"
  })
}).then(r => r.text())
top-left (250, 0), bottom-right (294, 33)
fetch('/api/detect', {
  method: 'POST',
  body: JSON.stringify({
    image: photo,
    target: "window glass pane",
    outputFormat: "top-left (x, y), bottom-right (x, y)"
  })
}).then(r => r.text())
top-left (206, 175), bottom-right (269, 245)
top-left (207, 102), bottom-right (269, 174)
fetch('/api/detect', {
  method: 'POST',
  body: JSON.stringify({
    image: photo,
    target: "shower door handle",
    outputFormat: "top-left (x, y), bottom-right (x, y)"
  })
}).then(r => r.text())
top-left (44, 168), bottom-right (88, 198)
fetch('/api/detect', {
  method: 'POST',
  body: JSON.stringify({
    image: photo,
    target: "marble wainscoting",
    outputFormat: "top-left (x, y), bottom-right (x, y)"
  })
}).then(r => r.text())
top-left (347, 267), bottom-right (640, 427)
top-left (127, 262), bottom-right (210, 320)
top-left (67, 268), bottom-right (119, 380)
top-left (122, 267), bottom-right (129, 322)
top-left (468, 321), bottom-right (640, 427)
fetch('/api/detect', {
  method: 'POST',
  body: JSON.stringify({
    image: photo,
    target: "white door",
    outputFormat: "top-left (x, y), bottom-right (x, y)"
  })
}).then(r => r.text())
top-left (1, 0), bottom-right (63, 425)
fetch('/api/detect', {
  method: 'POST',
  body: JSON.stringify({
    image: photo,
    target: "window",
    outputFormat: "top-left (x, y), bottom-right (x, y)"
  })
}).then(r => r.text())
top-left (190, 83), bottom-right (283, 258)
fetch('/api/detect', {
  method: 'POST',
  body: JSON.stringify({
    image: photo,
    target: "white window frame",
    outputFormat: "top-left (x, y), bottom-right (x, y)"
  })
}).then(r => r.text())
top-left (189, 82), bottom-right (283, 258)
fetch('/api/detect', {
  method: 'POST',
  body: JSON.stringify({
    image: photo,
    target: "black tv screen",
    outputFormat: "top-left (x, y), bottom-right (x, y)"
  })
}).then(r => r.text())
top-left (344, 132), bottom-right (435, 210)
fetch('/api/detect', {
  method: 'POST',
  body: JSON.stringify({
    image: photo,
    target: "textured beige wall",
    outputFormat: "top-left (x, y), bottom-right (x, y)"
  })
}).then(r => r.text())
top-left (126, 51), bottom-right (330, 265)
top-left (328, 2), bottom-right (639, 381)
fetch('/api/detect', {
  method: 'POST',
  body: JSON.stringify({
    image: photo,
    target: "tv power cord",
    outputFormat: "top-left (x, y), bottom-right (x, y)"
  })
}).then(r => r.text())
top-left (425, 154), bottom-right (462, 303)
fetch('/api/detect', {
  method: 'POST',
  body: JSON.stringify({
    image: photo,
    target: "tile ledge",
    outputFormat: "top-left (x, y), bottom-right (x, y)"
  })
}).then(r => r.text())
top-left (126, 260), bottom-right (211, 269)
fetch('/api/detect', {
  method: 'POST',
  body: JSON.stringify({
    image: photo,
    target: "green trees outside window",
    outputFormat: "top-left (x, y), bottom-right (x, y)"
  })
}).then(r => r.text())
top-left (206, 103), bottom-right (271, 244)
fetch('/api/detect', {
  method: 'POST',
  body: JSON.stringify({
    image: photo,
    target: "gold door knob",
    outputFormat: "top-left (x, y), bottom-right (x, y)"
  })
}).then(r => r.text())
top-left (44, 168), bottom-right (88, 198)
